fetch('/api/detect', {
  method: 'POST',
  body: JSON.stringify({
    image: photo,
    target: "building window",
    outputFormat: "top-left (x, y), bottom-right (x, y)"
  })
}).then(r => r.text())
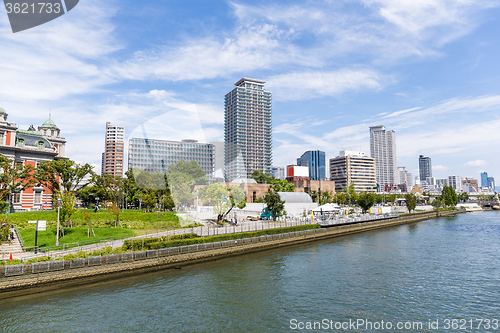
top-left (34, 192), bottom-right (41, 204)
top-left (17, 139), bottom-right (24, 147)
top-left (12, 193), bottom-right (21, 204)
top-left (38, 141), bottom-right (44, 149)
top-left (51, 130), bottom-right (54, 136)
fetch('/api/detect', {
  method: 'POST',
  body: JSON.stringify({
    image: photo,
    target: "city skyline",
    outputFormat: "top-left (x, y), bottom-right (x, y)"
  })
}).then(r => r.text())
top-left (0, 1), bottom-right (499, 182)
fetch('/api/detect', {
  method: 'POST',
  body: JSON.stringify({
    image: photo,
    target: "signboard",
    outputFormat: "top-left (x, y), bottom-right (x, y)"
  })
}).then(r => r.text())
top-left (28, 220), bottom-right (37, 224)
top-left (37, 220), bottom-right (46, 231)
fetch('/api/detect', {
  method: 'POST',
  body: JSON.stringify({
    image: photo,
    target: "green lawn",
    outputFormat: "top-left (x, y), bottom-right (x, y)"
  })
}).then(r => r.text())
top-left (7, 209), bottom-right (181, 230)
top-left (19, 227), bottom-right (136, 248)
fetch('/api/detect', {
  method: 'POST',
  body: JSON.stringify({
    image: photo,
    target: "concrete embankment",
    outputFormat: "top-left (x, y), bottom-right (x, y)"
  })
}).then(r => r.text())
top-left (0, 210), bottom-right (462, 299)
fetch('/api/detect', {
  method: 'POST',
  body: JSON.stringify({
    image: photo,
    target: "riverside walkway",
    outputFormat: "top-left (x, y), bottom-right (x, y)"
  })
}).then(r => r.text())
top-left (2, 213), bottom-right (405, 262)
top-left (3, 218), bottom-right (316, 262)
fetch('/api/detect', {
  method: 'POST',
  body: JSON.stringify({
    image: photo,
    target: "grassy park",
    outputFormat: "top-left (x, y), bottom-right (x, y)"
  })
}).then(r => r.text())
top-left (7, 209), bottom-right (186, 248)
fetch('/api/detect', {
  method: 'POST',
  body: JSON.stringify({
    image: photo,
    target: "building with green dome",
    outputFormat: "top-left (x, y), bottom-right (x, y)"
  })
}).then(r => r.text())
top-left (0, 109), bottom-right (66, 211)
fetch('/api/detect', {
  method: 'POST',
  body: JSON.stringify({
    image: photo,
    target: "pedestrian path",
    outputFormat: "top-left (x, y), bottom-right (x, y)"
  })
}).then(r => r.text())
top-left (0, 232), bottom-right (23, 260)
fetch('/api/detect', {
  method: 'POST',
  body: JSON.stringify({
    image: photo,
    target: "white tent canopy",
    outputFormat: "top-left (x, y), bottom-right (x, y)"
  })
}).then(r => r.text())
top-left (313, 203), bottom-right (341, 212)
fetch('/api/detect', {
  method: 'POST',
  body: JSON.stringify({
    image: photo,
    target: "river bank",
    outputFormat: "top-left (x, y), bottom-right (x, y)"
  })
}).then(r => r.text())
top-left (0, 210), bottom-right (463, 299)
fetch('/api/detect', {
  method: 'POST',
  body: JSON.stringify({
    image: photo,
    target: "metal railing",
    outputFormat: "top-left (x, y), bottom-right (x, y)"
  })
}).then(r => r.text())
top-left (13, 225), bottom-right (25, 249)
top-left (2, 210), bottom-right (456, 264)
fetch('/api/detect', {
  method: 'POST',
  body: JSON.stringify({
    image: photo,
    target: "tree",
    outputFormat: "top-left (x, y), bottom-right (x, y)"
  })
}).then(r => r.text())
top-left (344, 182), bottom-right (358, 205)
top-left (199, 183), bottom-right (246, 222)
top-left (270, 179), bottom-right (294, 192)
top-left (334, 191), bottom-right (347, 205)
top-left (263, 190), bottom-right (285, 221)
top-left (357, 192), bottom-right (377, 213)
top-left (251, 170), bottom-right (275, 184)
top-left (321, 190), bottom-right (334, 205)
top-left (404, 193), bottom-right (417, 213)
top-left (441, 184), bottom-right (458, 207)
top-left (385, 194), bottom-right (397, 203)
top-left (108, 203), bottom-right (122, 227)
top-left (82, 210), bottom-right (93, 237)
top-left (141, 191), bottom-right (158, 212)
top-left (310, 190), bottom-right (319, 203)
top-left (35, 159), bottom-right (93, 195)
top-left (0, 221), bottom-right (10, 242)
top-left (0, 155), bottom-right (37, 209)
top-left (459, 192), bottom-right (469, 202)
top-left (60, 191), bottom-right (77, 227)
top-left (35, 159), bottom-right (93, 226)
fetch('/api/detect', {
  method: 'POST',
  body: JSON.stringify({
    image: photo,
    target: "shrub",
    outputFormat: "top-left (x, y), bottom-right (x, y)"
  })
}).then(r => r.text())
top-left (122, 224), bottom-right (320, 251)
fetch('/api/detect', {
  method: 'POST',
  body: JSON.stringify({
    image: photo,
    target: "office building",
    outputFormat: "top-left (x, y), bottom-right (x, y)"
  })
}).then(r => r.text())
top-left (297, 150), bottom-right (326, 181)
top-left (0, 109), bottom-right (66, 211)
top-left (436, 178), bottom-right (447, 188)
top-left (128, 138), bottom-right (214, 180)
top-left (397, 166), bottom-right (413, 188)
top-left (102, 122), bottom-right (124, 177)
top-left (488, 177), bottom-right (495, 190)
top-left (272, 166), bottom-right (285, 180)
top-left (419, 155), bottom-right (432, 181)
top-left (481, 172), bottom-right (488, 187)
top-left (224, 78), bottom-right (272, 182)
top-left (369, 125), bottom-right (397, 191)
top-left (448, 175), bottom-right (463, 191)
top-left (329, 150), bottom-right (377, 192)
top-left (210, 142), bottom-right (225, 181)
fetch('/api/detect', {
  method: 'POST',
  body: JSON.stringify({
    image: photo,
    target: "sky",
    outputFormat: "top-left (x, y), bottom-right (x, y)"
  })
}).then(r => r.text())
top-left (1, 0), bottom-right (500, 182)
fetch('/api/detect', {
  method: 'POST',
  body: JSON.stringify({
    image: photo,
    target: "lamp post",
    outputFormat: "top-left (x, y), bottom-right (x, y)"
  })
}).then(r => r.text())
top-left (5, 192), bottom-right (10, 218)
top-left (56, 198), bottom-right (61, 246)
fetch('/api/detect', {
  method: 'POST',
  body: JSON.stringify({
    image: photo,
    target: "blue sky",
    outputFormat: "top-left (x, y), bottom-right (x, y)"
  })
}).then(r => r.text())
top-left (1, 0), bottom-right (500, 182)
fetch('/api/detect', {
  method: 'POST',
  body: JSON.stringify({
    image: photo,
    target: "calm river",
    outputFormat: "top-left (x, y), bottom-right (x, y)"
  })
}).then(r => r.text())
top-left (0, 211), bottom-right (499, 332)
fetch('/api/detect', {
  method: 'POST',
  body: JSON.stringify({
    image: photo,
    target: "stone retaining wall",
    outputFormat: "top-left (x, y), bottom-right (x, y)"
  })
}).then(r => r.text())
top-left (0, 210), bottom-right (462, 298)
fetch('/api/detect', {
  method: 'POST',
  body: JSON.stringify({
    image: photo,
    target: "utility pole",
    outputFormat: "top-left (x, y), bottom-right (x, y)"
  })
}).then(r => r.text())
top-left (56, 198), bottom-right (61, 246)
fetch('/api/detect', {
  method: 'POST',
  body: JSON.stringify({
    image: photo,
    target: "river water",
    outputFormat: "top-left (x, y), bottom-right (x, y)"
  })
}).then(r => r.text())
top-left (0, 211), bottom-right (499, 332)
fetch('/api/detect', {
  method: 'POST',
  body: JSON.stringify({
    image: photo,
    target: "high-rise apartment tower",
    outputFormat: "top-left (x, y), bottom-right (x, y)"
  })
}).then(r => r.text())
top-left (369, 125), bottom-right (397, 191)
top-left (102, 122), bottom-right (124, 177)
top-left (419, 155), bottom-right (432, 182)
top-left (224, 78), bottom-right (272, 182)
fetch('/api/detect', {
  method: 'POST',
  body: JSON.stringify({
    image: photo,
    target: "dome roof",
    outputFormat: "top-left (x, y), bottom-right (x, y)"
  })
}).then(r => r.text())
top-left (277, 192), bottom-right (313, 203)
top-left (41, 117), bottom-right (58, 128)
top-left (231, 178), bottom-right (257, 184)
top-left (0, 107), bottom-right (7, 115)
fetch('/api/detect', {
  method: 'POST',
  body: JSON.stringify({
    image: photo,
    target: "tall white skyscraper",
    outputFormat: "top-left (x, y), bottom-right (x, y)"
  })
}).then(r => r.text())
top-left (224, 78), bottom-right (272, 182)
top-left (102, 122), bottom-right (124, 177)
top-left (370, 125), bottom-right (397, 191)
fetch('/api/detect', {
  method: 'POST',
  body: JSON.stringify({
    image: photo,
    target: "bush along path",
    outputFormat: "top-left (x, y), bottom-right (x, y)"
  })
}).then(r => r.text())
top-left (122, 224), bottom-right (320, 251)
top-left (0, 224), bottom-right (320, 265)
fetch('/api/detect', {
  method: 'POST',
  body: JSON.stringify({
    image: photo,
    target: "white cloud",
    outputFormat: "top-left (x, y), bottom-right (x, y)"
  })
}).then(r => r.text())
top-left (464, 159), bottom-right (487, 167)
top-left (0, 0), bottom-right (120, 102)
top-left (433, 165), bottom-right (449, 171)
top-left (108, 0), bottom-right (499, 97)
top-left (266, 69), bottom-right (387, 101)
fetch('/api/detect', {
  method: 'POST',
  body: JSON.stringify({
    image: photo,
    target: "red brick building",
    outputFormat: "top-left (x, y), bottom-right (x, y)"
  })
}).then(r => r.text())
top-left (0, 108), bottom-right (66, 211)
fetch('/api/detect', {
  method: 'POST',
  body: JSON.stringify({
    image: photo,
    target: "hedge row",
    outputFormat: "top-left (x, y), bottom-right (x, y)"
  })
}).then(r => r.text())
top-left (123, 233), bottom-right (199, 251)
top-left (123, 224), bottom-right (320, 251)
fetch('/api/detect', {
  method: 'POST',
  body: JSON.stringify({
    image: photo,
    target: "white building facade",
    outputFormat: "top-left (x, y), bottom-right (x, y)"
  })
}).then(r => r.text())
top-left (224, 78), bottom-right (272, 182)
top-left (369, 125), bottom-right (397, 191)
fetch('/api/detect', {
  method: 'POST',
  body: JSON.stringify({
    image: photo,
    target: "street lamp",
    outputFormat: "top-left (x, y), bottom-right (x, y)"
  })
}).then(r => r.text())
top-left (56, 198), bottom-right (61, 246)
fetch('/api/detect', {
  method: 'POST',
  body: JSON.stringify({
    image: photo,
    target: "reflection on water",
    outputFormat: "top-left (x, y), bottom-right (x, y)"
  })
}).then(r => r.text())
top-left (0, 211), bottom-right (499, 332)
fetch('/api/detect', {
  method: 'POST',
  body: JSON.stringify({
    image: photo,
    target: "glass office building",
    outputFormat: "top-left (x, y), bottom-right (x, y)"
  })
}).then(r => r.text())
top-left (297, 150), bottom-right (326, 181)
top-left (128, 138), bottom-right (214, 180)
